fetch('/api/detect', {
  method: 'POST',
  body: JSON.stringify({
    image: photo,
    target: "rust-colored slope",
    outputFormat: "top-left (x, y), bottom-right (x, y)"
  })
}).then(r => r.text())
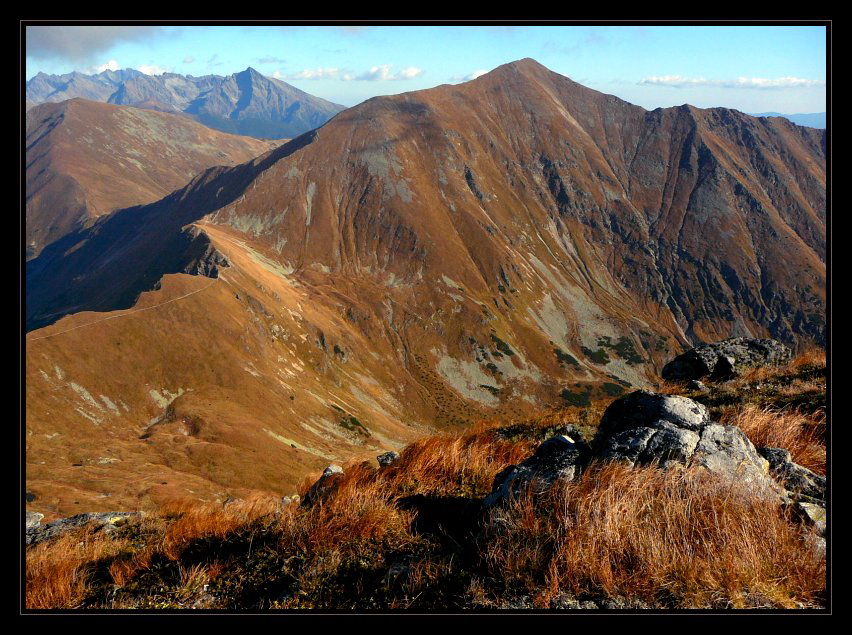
top-left (25, 99), bottom-right (279, 259)
top-left (25, 59), bottom-right (826, 517)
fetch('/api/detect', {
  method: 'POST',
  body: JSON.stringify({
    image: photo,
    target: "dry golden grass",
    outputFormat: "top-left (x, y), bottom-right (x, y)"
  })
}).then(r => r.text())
top-left (722, 405), bottom-right (825, 475)
top-left (26, 360), bottom-right (827, 610)
top-left (159, 493), bottom-right (284, 561)
top-left (373, 432), bottom-right (538, 498)
top-left (484, 462), bottom-right (826, 608)
top-left (26, 527), bottom-right (127, 609)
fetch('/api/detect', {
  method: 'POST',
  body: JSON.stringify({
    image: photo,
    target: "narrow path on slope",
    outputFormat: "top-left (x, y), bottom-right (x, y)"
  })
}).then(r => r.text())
top-left (25, 278), bottom-right (220, 343)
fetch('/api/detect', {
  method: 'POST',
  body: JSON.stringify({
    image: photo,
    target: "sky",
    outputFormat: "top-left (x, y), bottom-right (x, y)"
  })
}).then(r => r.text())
top-left (24, 24), bottom-right (828, 114)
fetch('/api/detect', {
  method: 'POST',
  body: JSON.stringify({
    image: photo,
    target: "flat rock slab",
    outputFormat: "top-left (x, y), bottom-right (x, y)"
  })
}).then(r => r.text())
top-left (26, 511), bottom-right (140, 546)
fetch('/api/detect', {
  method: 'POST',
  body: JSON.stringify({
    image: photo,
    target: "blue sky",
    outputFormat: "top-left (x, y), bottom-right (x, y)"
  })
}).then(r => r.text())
top-left (25, 24), bottom-right (827, 113)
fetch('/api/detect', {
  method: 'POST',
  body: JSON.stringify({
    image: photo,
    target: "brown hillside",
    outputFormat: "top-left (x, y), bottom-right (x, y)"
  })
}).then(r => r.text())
top-left (25, 99), bottom-right (279, 259)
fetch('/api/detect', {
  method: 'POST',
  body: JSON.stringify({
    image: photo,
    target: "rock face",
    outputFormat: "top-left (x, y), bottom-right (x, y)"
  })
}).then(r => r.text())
top-left (26, 511), bottom-right (140, 546)
top-left (662, 338), bottom-right (792, 381)
top-left (485, 429), bottom-right (590, 507)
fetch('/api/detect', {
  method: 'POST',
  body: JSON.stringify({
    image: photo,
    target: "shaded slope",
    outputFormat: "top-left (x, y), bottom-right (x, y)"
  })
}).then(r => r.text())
top-left (25, 99), bottom-right (279, 259)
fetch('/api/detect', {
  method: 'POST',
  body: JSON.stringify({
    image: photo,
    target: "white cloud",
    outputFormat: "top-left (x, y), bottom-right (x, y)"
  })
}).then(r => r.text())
top-left (274, 65), bottom-right (421, 82)
top-left (358, 64), bottom-right (393, 81)
top-left (183, 56), bottom-right (195, 64)
top-left (356, 64), bottom-right (423, 81)
top-left (639, 75), bottom-right (825, 89)
top-left (95, 59), bottom-right (120, 73)
top-left (396, 66), bottom-right (424, 79)
top-left (287, 67), bottom-right (342, 80)
top-left (450, 69), bottom-right (489, 82)
top-left (138, 64), bottom-right (170, 76)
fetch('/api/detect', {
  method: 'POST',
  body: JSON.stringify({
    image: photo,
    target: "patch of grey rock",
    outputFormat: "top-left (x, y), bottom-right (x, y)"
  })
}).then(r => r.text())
top-left (26, 511), bottom-right (140, 546)
top-left (662, 337), bottom-right (792, 381)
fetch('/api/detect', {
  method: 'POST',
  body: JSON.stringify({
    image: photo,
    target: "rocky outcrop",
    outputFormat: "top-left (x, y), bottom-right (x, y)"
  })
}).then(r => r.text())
top-left (758, 446), bottom-right (826, 535)
top-left (484, 427), bottom-right (590, 507)
top-left (26, 511), bottom-right (140, 546)
top-left (592, 391), bottom-right (774, 488)
top-left (486, 391), bottom-right (782, 509)
top-left (662, 338), bottom-right (792, 381)
top-left (301, 465), bottom-right (345, 507)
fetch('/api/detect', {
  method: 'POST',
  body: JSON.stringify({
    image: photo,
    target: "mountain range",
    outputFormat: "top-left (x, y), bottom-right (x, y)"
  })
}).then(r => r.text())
top-left (24, 58), bottom-right (826, 517)
top-left (26, 67), bottom-right (346, 139)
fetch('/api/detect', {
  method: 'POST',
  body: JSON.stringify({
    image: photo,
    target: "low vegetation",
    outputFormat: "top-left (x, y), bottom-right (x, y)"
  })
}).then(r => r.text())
top-left (26, 351), bottom-right (826, 610)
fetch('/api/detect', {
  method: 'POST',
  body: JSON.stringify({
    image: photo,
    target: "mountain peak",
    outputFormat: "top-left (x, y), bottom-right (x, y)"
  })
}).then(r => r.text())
top-left (241, 67), bottom-right (265, 79)
top-left (486, 57), bottom-right (550, 78)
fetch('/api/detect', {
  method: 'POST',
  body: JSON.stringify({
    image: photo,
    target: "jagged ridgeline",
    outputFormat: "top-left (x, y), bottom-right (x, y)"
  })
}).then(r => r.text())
top-left (25, 59), bottom-right (825, 524)
top-left (26, 67), bottom-right (346, 140)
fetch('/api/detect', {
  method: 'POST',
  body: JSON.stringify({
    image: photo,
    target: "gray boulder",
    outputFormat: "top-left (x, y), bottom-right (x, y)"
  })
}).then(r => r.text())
top-left (758, 447), bottom-right (825, 503)
top-left (484, 432), bottom-right (588, 507)
top-left (595, 390), bottom-right (710, 441)
top-left (25, 511), bottom-right (44, 531)
top-left (662, 338), bottom-right (792, 381)
top-left (301, 464), bottom-right (345, 507)
top-left (26, 511), bottom-right (140, 546)
top-left (593, 391), bottom-right (773, 488)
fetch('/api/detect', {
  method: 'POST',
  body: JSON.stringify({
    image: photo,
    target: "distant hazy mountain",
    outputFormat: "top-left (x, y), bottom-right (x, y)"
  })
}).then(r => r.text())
top-left (26, 68), bottom-right (144, 104)
top-left (26, 67), bottom-right (346, 139)
top-left (750, 112), bottom-right (826, 129)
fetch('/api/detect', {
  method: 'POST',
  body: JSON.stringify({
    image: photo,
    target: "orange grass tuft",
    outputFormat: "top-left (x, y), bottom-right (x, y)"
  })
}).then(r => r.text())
top-left (721, 405), bottom-right (825, 475)
top-left (26, 527), bottom-right (126, 609)
top-left (484, 462), bottom-right (825, 608)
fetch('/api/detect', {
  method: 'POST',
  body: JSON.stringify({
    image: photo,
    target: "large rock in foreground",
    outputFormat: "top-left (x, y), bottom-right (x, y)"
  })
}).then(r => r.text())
top-left (592, 391), bottom-right (773, 488)
top-left (661, 338), bottom-right (792, 381)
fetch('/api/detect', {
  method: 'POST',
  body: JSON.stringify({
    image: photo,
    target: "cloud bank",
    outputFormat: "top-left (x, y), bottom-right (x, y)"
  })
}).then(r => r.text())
top-left (26, 25), bottom-right (163, 61)
top-left (639, 75), bottom-right (825, 89)
top-left (279, 64), bottom-right (423, 82)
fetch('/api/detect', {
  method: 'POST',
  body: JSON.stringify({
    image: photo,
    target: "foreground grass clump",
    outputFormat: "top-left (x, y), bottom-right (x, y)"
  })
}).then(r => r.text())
top-left (482, 462), bottom-right (825, 609)
top-left (26, 354), bottom-right (826, 610)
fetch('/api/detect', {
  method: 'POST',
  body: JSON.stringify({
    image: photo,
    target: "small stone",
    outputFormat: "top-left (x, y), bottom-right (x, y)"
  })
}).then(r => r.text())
top-left (25, 511), bottom-right (44, 530)
top-left (322, 464), bottom-right (344, 477)
top-left (377, 451), bottom-right (400, 467)
top-left (793, 501), bottom-right (826, 536)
